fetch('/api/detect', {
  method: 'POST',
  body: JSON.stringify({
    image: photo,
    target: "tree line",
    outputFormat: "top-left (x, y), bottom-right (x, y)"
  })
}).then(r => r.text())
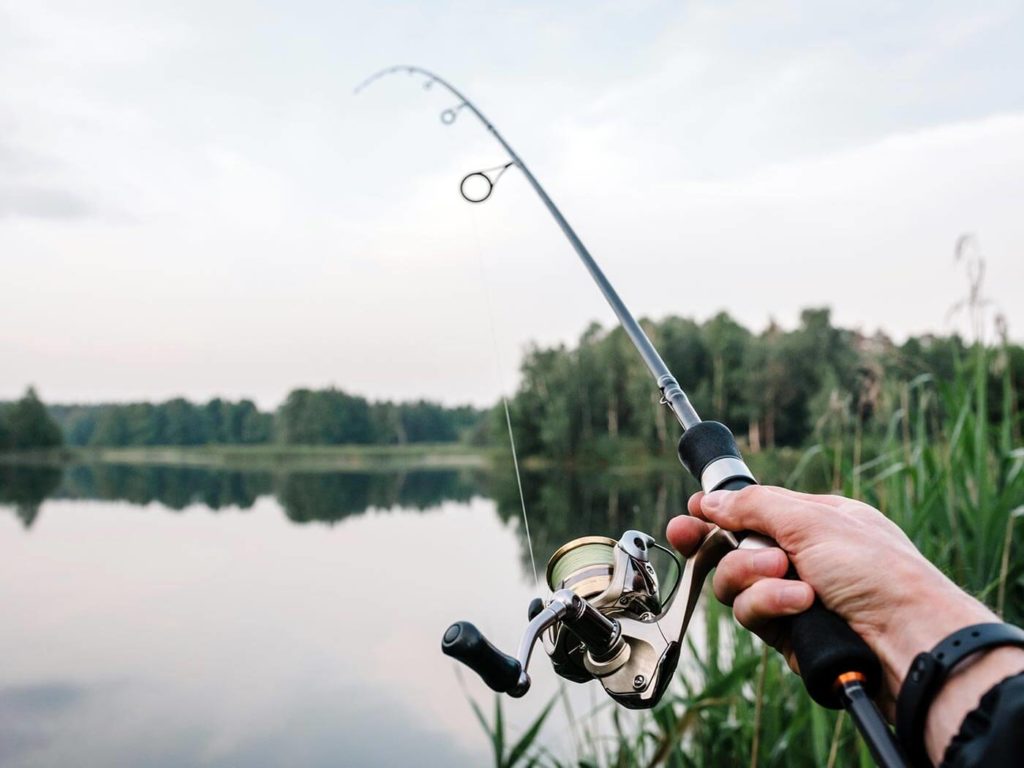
top-left (501, 307), bottom-right (1024, 462)
top-left (274, 389), bottom-right (483, 445)
top-left (48, 398), bottom-right (273, 447)
top-left (4, 306), bottom-right (1020, 455)
top-left (32, 389), bottom-right (485, 449)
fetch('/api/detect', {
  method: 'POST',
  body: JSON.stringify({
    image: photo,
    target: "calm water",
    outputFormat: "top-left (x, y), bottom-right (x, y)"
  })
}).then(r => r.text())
top-left (0, 463), bottom-right (696, 767)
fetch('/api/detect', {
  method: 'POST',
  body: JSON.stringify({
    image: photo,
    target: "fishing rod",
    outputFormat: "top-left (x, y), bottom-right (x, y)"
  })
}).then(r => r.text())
top-left (357, 65), bottom-right (906, 768)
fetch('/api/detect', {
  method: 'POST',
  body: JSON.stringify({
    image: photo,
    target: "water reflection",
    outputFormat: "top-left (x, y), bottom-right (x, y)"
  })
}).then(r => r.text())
top-left (0, 463), bottom-right (485, 529)
top-left (489, 450), bottom-right (806, 578)
top-left (2, 462), bottom-right (703, 584)
top-left (0, 452), bottom-right (807, 570)
top-left (2, 461), bottom-right (716, 607)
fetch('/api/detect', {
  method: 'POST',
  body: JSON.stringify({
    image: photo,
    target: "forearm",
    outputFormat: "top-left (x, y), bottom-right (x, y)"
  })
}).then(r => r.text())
top-left (862, 567), bottom-right (995, 714)
top-left (866, 573), bottom-right (1024, 764)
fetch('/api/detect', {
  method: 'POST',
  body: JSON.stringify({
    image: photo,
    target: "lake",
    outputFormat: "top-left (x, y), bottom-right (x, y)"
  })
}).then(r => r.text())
top-left (0, 463), bottom-right (702, 767)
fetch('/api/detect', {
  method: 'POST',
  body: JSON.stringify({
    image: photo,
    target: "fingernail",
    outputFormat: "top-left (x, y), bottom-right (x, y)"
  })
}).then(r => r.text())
top-left (753, 549), bottom-right (780, 574)
top-left (702, 491), bottom-right (726, 511)
top-left (782, 585), bottom-right (810, 609)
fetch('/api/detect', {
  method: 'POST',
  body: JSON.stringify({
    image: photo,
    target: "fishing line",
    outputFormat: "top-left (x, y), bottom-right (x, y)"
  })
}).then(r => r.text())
top-left (467, 205), bottom-right (540, 590)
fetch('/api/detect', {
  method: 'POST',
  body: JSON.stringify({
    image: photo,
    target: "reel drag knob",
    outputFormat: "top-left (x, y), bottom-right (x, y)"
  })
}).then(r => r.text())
top-left (442, 621), bottom-right (526, 696)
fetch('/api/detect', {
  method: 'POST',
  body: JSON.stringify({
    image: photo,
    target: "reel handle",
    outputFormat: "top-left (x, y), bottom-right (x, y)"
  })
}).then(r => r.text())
top-left (442, 621), bottom-right (525, 695)
top-left (678, 422), bottom-right (882, 709)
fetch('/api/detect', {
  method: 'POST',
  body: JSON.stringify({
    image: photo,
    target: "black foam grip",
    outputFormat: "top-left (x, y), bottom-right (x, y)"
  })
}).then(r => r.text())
top-left (786, 598), bottom-right (882, 708)
top-left (712, 462), bottom-right (882, 708)
top-left (677, 421), bottom-right (743, 480)
top-left (442, 621), bottom-right (522, 694)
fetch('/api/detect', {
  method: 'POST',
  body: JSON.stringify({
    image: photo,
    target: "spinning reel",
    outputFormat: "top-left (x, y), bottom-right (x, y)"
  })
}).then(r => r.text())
top-left (443, 525), bottom-right (745, 708)
top-left (442, 431), bottom-right (771, 710)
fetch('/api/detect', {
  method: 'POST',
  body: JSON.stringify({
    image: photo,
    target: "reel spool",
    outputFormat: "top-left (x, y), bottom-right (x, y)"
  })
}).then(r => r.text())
top-left (546, 536), bottom-right (617, 599)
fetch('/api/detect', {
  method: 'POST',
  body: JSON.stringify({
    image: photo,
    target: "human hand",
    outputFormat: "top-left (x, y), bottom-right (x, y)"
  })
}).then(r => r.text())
top-left (665, 486), bottom-right (995, 710)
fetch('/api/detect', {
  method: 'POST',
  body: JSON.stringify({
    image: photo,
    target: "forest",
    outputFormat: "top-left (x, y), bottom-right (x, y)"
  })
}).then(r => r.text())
top-left (4, 389), bottom-right (485, 449)
top-left (3, 307), bottom-right (1021, 458)
top-left (503, 307), bottom-right (1024, 462)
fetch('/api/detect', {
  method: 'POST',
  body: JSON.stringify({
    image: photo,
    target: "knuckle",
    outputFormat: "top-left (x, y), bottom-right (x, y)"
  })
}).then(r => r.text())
top-left (716, 485), bottom-right (761, 520)
top-left (718, 548), bottom-right (745, 572)
top-left (733, 595), bottom-right (764, 631)
top-left (754, 547), bottom-right (788, 576)
top-left (754, 579), bottom-right (789, 617)
top-left (712, 556), bottom-right (742, 602)
top-left (732, 601), bottom-right (752, 629)
top-left (731, 484), bottom-right (763, 507)
top-left (770, 586), bottom-right (792, 613)
top-left (712, 571), bottom-right (733, 605)
top-left (733, 587), bottom-right (761, 621)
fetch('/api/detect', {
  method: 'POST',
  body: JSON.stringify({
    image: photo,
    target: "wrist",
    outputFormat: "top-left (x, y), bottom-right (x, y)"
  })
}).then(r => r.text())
top-left (870, 575), bottom-right (995, 703)
top-left (925, 646), bottom-right (1024, 764)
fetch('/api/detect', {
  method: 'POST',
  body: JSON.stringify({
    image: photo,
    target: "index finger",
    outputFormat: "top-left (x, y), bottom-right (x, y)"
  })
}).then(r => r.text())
top-left (687, 491), bottom-right (705, 518)
top-left (666, 513), bottom-right (713, 557)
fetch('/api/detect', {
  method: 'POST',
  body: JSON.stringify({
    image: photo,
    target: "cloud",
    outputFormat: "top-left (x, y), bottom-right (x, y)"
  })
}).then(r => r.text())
top-left (0, 682), bottom-right (84, 715)
top-left (0, 184), bottom-right (93, 220)
top-left (0, 136), bottom-right (96, 221)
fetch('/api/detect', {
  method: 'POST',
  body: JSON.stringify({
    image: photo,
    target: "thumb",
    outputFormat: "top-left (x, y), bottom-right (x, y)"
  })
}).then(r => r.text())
top-left (699, 486), bottom-right (827, 550)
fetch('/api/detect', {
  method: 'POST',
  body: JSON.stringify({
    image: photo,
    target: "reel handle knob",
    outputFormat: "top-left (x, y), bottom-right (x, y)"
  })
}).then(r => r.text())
top-left (442, 621), bottom-right (526, 696)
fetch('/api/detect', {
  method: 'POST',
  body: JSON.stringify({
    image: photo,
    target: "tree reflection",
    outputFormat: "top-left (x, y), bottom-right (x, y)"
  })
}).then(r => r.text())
top-left (61, 464), bottom-right (273, 510)
top-left (488, 466), bottom-right (694, 578)
top-left (0, 465), bottom-right (63, 528)
top-left (0, 464), bottom-right (485, 528)
top-left (486, 449), bottom-right (816, 579)
top-left (277, 469), bottom-right (480, 524)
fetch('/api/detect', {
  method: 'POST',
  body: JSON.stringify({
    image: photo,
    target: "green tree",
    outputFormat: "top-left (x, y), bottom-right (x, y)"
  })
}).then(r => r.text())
top-left (5, 387), bottom-right (63, 449)
top-left (276, 388), bottom-right (374, 445)
top-left (237, 400), bottom-right (272, 443)
top-left (0, 407), bottom-right (11, 450)
top-left (701, 312), bottom-right (753, 435)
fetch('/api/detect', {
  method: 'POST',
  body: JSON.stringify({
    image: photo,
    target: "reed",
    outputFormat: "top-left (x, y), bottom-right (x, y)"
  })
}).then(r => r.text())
top-left (478, 331), bottom-right (1023, 766)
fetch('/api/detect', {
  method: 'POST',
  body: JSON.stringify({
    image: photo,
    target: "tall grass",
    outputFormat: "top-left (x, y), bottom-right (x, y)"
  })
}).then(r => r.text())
top-left (476, 329), bottom-right (1023, 765)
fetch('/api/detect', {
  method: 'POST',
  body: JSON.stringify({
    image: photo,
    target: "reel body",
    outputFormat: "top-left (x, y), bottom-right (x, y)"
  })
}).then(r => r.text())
top-left (443, 526), bottom-right (739, 709)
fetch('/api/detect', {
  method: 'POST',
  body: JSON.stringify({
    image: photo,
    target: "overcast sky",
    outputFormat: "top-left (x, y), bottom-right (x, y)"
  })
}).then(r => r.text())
top-left (2, 0), bottom-right (1022, 408)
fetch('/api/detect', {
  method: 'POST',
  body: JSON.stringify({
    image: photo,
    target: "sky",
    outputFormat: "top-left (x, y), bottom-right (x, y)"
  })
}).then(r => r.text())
top-left (2, 0), bottom-right (1023, 409)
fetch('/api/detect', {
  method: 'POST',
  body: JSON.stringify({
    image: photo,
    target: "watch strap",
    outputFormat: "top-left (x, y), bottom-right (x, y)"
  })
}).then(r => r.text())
top-left (896, 622), bottom-right (1024, 768)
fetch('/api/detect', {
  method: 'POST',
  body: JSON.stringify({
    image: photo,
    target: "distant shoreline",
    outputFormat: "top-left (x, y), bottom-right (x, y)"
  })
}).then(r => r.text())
top-left (0, 444), bottom-right (812, 482)
top-left (0, 444), bottom-right (494, 472)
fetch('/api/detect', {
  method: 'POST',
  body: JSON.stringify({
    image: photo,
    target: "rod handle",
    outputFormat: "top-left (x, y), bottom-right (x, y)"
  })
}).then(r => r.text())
top-left (678, 424), bottom-right (882, 709)
top-left (442, 621), bottom-right (524, 695)
top-left (720, 476), bottom-right (883, 708)
top-left (786, 594), bottom-right (882, 708)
